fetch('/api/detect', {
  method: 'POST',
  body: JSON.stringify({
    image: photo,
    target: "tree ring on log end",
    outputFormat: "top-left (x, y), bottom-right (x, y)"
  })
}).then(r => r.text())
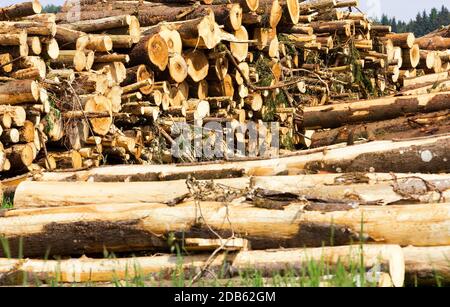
top-left (147, 34), bottom-right (169, 71)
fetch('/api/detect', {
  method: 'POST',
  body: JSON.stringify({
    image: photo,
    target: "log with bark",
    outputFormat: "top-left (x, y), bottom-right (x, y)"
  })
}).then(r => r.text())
top-left (0, 201), bottom-right (449, 258)
top-left (309, 111), bottom-right (450, 148)
top-left (36, 134), bottom-right (450, 182)
top-left (0, 245), bottom-right (405, 287)
top-left (302, 92), bottom-right (450, 129)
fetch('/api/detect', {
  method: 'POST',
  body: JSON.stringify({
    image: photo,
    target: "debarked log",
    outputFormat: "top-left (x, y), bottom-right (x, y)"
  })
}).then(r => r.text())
top-left (14, 173), bottom-right (450, 208)
top-left (0, 245), bottom-right (404, 287)
top-left (0, 202), bottom-right (449, 257)
top-left (36, 134), bottom-right (450, 182)
top-left (302, 91), bottom-right (450, 129)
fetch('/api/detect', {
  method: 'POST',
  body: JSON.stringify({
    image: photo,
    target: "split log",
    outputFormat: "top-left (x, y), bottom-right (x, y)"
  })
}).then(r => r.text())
top-left (0, 201), bottom-right (448, 257)
top-left (302, 92), bottom-right (450, 129)
top-left (386, 33), bottom-right (415, 49)
top-left (36, 134), bottom-right (450, 182)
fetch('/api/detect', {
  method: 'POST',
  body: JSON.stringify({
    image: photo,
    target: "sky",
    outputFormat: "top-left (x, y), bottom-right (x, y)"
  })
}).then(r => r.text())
top-left (358, 0), bottom-right (448, 21)
top-left (1, 0), bottom-right (449, 22)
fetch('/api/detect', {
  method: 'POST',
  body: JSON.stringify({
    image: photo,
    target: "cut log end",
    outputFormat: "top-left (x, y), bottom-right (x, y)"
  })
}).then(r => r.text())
top-left (84, 96), bottom-right (113, 136)
top-left (148, 34), bottom-right (169, 71)
top-left (169, 53), bottom-right (188, 83)
top-left (185, 50), bottom-right (209, 82)
top-left (230, 26), bottom-right (249, 63)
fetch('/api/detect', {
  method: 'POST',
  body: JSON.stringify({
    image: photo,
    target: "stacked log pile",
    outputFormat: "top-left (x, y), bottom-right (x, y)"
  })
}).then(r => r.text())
top-left (0, 0), bottom-right (449, 287)
top-left (0, 0), bottom-right (448, 175)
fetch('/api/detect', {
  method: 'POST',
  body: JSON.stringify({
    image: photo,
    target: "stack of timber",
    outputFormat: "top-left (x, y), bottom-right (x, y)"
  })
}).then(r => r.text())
top-left (0, 0), bottom-right (448, 175)
top-left (0, 0), bottom-right (449, 287)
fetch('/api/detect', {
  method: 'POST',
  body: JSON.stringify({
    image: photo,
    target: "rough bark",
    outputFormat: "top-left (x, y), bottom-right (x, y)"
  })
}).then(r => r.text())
top-left (302, 92), bottom-right (450, 129)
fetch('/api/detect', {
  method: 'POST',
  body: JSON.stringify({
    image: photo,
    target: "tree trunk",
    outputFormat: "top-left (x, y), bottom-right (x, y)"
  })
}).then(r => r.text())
top-left (0, 245), bottom-right (404, 287)
top-left (5, 144), bottom-right (34, 170)
top-left (0, 0), bottom-right (42, 21)
top-left (55, 26), bottom-right (84, 50)
top-left (76, 34), bottom-right (113, 52)
top-left (0, 105), bottom-right (26, 127)
top-left (0, 202), bottom-right (448, 257)
top-left (14, 172), bottom-right (450, 208)
top-left (232, 244), bottom-right (405, 287)
top-left (230, 26), bottom-right (249, 62)
top-left (302, 91), bottom-right (450, 129)
top-left (416, 36), bottom-right (450, 51)
top-left (61, 15), bottom-right (135, 33)
top-left (36, 134), bottom-right (450, 181)
top-left (121, 65), bottom-right (154, 95)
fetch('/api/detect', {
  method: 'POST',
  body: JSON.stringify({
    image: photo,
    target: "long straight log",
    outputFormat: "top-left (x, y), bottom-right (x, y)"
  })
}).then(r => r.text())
top-left (0, 245), bottom-right (405, 287)
top-left (416, 36), bottom-right (450, 51)
top-left (0, 0), bottom-right (42, 21)
top-left (0, 202), bottom-right (448, 257)
top-left (0, 80), bottom-right (39, 105)
top-left (310, 111), bottom-right (450, 148)
top-left (36, 134), bottom-right (450, 182)
top-left (14, 173), bottom-right (450, 208)
top-left (302, 92), bottom-right (450, 129)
